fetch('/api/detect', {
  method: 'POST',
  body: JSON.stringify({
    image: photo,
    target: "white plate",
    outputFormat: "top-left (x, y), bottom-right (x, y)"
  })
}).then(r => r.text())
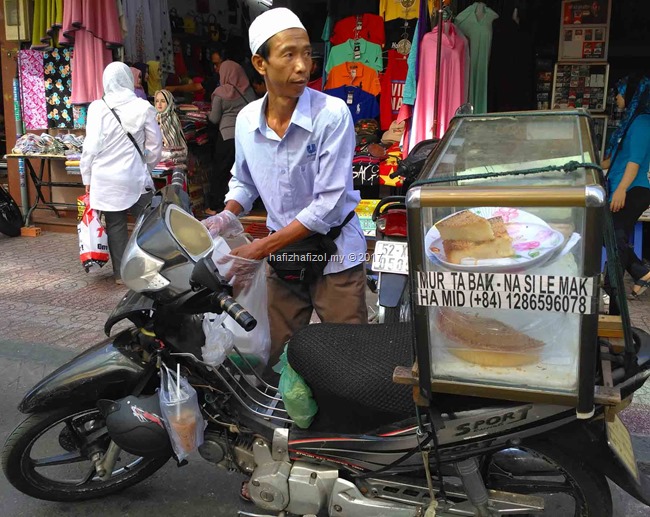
top-left (425, 207), bottom-right (565, 273)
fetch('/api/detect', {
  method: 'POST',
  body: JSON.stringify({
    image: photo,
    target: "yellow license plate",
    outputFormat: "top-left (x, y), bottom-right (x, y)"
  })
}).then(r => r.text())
top-left (606, 415), bottom-right (639, 482)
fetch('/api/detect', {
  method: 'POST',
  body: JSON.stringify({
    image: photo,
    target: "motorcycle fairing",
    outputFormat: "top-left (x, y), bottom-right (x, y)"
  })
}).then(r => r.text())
top-left (18, 330), bottom-right (149, 414)
top-left (525, 419), bottom-right (650, 507)
top-left (287, 404), bottom-right (576, 473)
top-left (104, 290), bottom-right (155, 336)
top-left (378, 272), bottom-right (408, 307)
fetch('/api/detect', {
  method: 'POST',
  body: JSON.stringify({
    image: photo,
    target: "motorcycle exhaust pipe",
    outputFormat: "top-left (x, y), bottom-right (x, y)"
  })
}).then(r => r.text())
top-left (455, 457), bottom-right (491, 517)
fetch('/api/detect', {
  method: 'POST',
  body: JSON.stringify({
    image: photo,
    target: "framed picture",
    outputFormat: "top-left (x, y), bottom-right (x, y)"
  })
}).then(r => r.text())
top-left (558, 0), bottom-right (611, 62)
top-left (551, 62), bottom-right (610, 113)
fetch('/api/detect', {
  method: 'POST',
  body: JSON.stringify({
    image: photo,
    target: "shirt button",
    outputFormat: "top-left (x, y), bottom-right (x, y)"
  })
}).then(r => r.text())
top-left (281, 169), bottom-right (286, 174)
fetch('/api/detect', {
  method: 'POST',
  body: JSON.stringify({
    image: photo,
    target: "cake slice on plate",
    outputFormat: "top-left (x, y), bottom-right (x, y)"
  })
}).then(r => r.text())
top-left (441, 216), bottom-right (515, 265)
top-left (436, 210), bottom-right (495, 242)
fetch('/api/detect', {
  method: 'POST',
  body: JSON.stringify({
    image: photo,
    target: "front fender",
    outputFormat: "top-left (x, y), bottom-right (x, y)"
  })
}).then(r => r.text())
top-left (19, 329), bottom-right (150, 414)
top-left (525, 418), bottom-right (650, 507)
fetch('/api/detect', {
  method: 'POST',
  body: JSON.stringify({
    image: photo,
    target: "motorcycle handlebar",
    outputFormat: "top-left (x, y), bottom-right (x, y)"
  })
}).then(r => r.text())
top-left (214, 291), bottom-right (257, 332)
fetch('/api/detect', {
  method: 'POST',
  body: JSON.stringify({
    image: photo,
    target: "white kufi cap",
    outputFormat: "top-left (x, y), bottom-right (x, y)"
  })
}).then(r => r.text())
top-left (248, 7), bottom-right (306, 56)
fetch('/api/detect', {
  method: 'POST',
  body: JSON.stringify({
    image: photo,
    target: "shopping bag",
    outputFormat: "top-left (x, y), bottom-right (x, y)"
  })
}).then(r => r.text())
top-left (273, 347), bottom-right (318, 429)
top-left (158, 364), bottom-right (205, 461)
top-left (201, 312), bottom-right (235, 366)
top-left (77, 194), bottom-right (109, 273)
top-left (212, 235), bottom-right (271, 368)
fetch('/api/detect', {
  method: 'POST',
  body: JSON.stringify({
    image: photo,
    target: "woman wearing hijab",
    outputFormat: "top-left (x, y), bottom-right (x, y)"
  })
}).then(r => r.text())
top-left (130, 66), bottom-right (148, 100)
top-left (81, 62), bottom-right (163, 284)
top-left (154, 88), bottom-right (188, 164)
top-left (603, 74), bottom-right (650, 310)
top-left (206, 60), bottom-right (256, 214)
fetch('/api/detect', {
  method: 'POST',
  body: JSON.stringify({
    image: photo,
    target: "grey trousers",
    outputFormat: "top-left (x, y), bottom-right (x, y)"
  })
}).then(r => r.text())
top-left (103, 191), bottom-right (153, 279)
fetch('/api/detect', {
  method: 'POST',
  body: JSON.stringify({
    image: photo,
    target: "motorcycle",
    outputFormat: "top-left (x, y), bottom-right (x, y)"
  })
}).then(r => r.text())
top-left (3, 173), bottom-right (650, 517)
top-left (371, 139), bottom-right (440, 323)
top-left (0, 183), bottom-right (23, 237)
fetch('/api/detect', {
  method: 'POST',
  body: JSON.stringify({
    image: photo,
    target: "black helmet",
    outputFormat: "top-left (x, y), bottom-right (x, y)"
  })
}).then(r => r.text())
top-left (98, 394), bottom-right (172, 457)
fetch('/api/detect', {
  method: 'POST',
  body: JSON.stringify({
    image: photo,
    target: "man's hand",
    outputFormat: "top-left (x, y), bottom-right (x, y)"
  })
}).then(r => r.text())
top-left (601, 158), bottom-right (611, 170)
top-left (610, 188), bottom-right (626, 212)
top-left (201, 210), bottom-right (243, 237)
top-left (229, 239), bottom-right (270, 261)
top-left (215, 252), bottom-right (262, 290)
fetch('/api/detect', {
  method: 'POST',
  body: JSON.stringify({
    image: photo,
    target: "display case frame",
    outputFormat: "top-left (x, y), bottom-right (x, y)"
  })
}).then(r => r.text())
top-left (404, 110), bottom-right (608, 417)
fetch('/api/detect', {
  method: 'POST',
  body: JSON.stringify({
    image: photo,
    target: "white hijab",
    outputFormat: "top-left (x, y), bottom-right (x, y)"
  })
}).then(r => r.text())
top-left (102, 62), bottom-right (150, 134)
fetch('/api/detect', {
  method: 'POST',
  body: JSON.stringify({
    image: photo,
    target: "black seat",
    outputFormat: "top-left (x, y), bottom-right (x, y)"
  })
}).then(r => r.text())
top-left (287, 323), bottom-right (415, 433)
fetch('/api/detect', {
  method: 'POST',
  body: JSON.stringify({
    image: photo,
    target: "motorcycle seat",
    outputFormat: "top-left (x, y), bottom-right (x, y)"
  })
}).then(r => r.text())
top-left (288, 323), bottom-right (415, 433)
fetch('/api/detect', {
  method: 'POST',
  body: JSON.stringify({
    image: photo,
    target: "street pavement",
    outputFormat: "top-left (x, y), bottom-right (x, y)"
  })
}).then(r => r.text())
top-left (1, 230), bottom-right (650, 516)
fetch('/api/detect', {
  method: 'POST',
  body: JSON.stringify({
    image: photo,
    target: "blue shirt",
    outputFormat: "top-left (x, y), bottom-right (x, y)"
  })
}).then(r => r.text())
top-left (226, 87), bottom-right (366, 275)
top-left (608, 114), bottom-right (650, 198)
top-left (324, 86), bottom-right (379, 123)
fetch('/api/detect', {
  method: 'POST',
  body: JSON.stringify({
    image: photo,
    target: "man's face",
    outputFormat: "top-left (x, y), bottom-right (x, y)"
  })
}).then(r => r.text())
top-left (211, 52), bottom-right (223, 74)
top-left (258, 29), bottom-right (311, 98)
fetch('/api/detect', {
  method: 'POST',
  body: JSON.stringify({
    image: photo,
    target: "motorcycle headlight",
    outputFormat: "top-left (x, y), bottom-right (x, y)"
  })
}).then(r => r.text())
top-left (121, 204), bottom-right (214, 293)
top-left (166, 205), bottom-right (214, 260)
top-left (121, 241), bottom-right (170, 292)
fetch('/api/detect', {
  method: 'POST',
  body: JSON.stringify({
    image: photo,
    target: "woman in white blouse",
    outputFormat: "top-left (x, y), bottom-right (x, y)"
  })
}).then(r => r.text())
top-left (80, 62), bottom-right (163, 284)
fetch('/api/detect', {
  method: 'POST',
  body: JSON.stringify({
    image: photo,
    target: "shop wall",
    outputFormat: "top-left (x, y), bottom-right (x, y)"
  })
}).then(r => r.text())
top-left (0, 0), bottom-right (22, 204)
top-left (167, 0), bottom-right (251, 37)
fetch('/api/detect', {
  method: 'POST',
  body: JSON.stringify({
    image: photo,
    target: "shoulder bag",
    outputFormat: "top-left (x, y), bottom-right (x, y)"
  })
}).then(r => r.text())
top-left (267, 211), bottom-right (356, 283)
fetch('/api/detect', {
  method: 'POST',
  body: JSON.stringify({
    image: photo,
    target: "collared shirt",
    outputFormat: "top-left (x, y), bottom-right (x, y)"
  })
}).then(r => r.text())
top-left (325, 39), bottom-right (384, 74)
top-left (324, 86), bottom-right (380, 123)
top-left (330, 13), bottom-right (385, 46)
top-left (225, 87), bottom-right (366, 275)
top-left (324, 62), bottom-right (382, 96)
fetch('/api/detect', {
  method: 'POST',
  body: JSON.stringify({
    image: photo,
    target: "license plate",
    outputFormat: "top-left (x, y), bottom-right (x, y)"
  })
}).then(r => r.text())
top-left (607, 415), bottom-right (640, 482)
top-left (372, 241), bottom-right (409, 275)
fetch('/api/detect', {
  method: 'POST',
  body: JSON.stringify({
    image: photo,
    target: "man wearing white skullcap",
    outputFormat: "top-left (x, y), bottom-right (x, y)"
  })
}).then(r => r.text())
top-left (202, 7), bottom-right (367, 372)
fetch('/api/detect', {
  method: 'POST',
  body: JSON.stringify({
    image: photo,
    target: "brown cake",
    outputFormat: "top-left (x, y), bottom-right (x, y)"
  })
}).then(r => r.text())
top-left (441, 216), bottom-right (515, 265)
top-left (436, 308), bottom-right (544, 367)
top-left (436, 210), bottom-right (495, 242)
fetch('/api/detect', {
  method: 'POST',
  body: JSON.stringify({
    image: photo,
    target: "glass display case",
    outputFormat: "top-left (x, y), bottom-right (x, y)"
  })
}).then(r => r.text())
top-left (406, 110), bottom-right (606, 417)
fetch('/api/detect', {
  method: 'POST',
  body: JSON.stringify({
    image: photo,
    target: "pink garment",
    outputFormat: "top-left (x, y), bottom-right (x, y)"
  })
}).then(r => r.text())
top-left (213, 61), bottom-right (251, 101)
top-left (18, 50), bottom-right (48, 129)
top-left (411, 22), bottom-right (466, 143)
top-left (60, 0), bottom-right (122, 104)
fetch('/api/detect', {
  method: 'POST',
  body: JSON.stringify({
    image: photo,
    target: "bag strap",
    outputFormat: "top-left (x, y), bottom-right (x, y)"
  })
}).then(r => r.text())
top-left (326, 210), bottom-right (355, 241)
top-left (103, 98), bottom-right (145, 162)
top-left (232, 85), bottom-right (250, 105)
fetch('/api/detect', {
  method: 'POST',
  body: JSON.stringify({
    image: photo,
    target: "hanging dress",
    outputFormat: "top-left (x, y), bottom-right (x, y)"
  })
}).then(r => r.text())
top-left (411, 21), bottom-right (467, 142)
top-left (455, 2), bottom-right (499, 114)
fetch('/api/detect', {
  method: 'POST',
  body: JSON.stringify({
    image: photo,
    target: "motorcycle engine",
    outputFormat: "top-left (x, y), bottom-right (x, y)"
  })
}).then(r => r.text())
top-left (198, 431), bottom-right (255, 474)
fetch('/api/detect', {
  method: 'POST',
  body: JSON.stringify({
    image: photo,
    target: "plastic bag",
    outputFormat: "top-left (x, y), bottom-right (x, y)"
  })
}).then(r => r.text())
top-left (201, 312), bottom-right (235, 366)
top-left (273, 347), bottom-right (318, 429)
top-left (158, 364), bottom-right (205, 461)
top-left (212, 236), bottom-right (271, 368)
top-left (77, 194), bottom-right (109, 272)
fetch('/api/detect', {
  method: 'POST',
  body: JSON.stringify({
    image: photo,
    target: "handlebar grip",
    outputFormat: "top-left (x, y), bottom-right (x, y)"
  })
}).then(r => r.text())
top-left (214, 292), bottom-right (257, 332)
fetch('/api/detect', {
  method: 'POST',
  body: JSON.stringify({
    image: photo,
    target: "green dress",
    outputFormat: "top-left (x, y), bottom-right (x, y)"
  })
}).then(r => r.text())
top-left (31, 0), bottom-right (64, 49)
top-left (455, 2), bottom-right (499, 114)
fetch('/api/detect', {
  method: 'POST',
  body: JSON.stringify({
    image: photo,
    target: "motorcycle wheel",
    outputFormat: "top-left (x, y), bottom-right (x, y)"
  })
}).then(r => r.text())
top-left (486, 443), bottom-right (612, 517)
top-left (2, 406), bottom-right (171, 502)
top-left (0, 185), bottom-right (23, 237)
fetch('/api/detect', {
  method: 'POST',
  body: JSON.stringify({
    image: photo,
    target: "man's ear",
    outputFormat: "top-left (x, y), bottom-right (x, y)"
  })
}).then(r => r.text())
top-left (251, 54), bottom-right (266, 76)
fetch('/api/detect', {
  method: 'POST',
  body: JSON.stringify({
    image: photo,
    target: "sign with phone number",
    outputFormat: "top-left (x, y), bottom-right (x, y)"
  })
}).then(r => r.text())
top-left (416, 271), bottom-right (598, 315)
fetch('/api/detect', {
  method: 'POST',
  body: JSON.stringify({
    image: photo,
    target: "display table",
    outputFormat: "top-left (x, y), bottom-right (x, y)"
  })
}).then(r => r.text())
top-left (5, 154), bottom-right (81, 226)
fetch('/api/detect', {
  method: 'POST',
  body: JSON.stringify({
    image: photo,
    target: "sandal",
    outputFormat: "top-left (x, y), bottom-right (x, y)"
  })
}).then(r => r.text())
top-left (628, 278), bottom-right (650, 300)
top-left (240, 480), bottom-right (252, 502)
